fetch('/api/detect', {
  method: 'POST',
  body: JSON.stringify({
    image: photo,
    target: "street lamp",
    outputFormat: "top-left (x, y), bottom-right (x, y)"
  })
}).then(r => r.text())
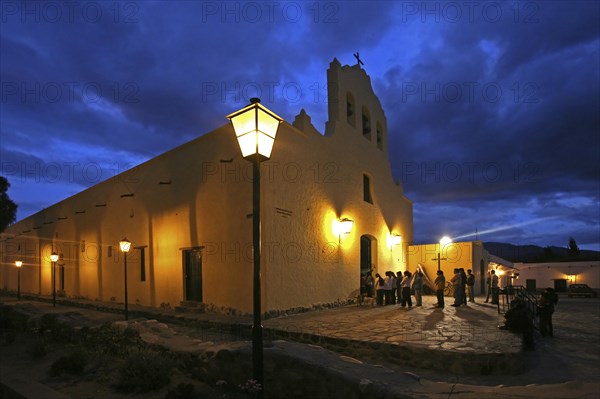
top-left (433, 236), bottom-right (452, 271)
top-left (227, 97), bottom-right (283, 397)
top-left (119, 238), bottom-right (132, 320)
top-left (50, 252), bottom-right (59, 306)
top-left (15, 260), bottom-right (22, 300)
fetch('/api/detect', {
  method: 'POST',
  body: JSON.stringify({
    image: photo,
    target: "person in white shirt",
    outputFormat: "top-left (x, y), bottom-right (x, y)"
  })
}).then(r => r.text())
top-left (400, 271), bottom-right (413, 308)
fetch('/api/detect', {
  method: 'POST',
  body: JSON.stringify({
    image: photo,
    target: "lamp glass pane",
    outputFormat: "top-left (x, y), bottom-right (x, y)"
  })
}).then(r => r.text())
top-left (231, 109), bottom-right (256, 137)
top-left (257, 108), bottom-right (280, 139)
top-left (341, 219), bottom-right (353, 234)
top-left (237, 132), bottom-right (258, 158)
top-left (50, 254), bottom-right (59, 262)
top-left (120, 241), bottom-right (132, 253)
top-left (257, 133), bottom-right (274, 158)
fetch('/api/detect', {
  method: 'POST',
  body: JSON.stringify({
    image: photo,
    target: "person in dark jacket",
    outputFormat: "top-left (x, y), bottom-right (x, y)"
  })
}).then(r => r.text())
top-left (500, 298), bottom-right (535, 350)
top-left (538, 288), bottom-right (556, 337)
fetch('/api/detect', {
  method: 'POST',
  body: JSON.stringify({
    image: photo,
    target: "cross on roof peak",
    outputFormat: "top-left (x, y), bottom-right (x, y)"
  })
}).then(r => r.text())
top-left (353, 52), bottom-right (364, 67)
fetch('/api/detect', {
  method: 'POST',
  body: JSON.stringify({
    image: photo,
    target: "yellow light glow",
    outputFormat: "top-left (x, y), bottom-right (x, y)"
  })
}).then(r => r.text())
top-left (439, 236), bottom-right (452, 246)
top-left (333, 218), bottom-right (354, 236)
top-left (15, 260), bottom-right (23, 268)
top-left (496, 269), bottom-right (505, 276)
top-left (119, 238), bottom-right (132, 253)
top-left (566, 274), bottom-right (576, 283)
top-left (226, 100), bottom-right (283, 160)
top-left (50, 252), bottom-right (59, 262)
top-left (387, 233), bottom-right (402, 248)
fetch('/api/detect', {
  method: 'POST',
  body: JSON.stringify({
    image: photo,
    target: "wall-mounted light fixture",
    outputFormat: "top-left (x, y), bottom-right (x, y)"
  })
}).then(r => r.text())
top-left (333, 218), bottom-right (354, 243)
top-left (387, 233), bottom-right (402, 250)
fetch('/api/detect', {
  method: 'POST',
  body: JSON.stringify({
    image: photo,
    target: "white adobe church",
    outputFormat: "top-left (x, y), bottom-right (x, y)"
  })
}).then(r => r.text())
top-left (1, 59), bottom-right (414, 314)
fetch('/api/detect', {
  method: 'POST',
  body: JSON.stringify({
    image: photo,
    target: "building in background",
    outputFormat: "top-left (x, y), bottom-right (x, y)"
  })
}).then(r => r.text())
top-left (407, 240), bottom-right (514, 295)
top-left (513, 261), bottom-right (600, 292)
top-left (0, 59), bottom-right (413, 314)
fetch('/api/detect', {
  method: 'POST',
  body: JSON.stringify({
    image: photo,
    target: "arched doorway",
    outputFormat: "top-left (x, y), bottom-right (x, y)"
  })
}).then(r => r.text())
top-left (360, 235), bottom-right (378, 295)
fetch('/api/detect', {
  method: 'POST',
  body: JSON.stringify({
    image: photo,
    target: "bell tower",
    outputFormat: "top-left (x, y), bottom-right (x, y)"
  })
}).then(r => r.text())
top-left (325, 58), bottom-right (388, 156)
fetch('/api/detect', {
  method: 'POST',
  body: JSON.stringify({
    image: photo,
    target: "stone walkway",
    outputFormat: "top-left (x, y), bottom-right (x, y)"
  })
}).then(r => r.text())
top-left (264, 296), bottom-right (510, 352)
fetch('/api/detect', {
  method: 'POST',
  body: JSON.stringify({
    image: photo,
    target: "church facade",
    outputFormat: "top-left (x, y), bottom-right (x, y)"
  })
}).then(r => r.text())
top-left (0, 59), bottom-right (413, 314)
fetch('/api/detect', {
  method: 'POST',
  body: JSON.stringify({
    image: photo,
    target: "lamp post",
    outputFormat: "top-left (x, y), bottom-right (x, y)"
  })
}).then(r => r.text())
top-left (227, 97), bottom-right (283, 397)
top-left (15, 260), bottom-right (22, 300)
top-left (433, 236), bottom-right (452, 271)
top-left (119, 238), bottom-right (132, 320)
top-left (50, 252), bottom-right (59, 306)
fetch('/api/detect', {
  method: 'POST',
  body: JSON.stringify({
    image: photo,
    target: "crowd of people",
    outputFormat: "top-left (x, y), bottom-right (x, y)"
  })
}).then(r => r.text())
top-left (360, 270), bottom-right (425, 307)
top-left (360, 267), bottom-right (559, 351)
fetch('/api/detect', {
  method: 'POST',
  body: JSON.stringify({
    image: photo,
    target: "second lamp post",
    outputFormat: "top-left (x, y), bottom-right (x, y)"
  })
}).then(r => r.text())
top-left (15, 260), bottom-right (22, 300)
top-left (50, 252), bottom-right (59, 306)
top-left (119, 238), bottom-right (132, 320)
top-left (227, 97), bottom-right (282, 398)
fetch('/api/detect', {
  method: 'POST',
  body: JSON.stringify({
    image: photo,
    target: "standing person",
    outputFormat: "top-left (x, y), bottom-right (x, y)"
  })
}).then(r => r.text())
top-left (434, 270), bottom-right (445, 308)
top-left (384, 271), bottom-right (393, 305)
top-left (484, 272), bottom-right (492, 303)
top-left (400, 271), bottom-right (413, 308)
top-left (396, 271), bottom-right (403, 303)
top-left (389, 271), bottom-right (397, 304)
top-left (491, 270), bottom-right (499, 304)
top-left (365, 272), bottom-right (374, 298)
top-left (360, 273), bottom-right (367, 296)
top-left (466, 269), bottom-right (475, 302)
top-left (450, 268), bottom-right (462, 307)
top-left (411, 270), bottom-right (424, 306)
top-left (375, 273), bottom-right (385, 306)
top-left (538, 288), bottom-right (555, 337)
top-left (459, 268), bottom-right (468, 306)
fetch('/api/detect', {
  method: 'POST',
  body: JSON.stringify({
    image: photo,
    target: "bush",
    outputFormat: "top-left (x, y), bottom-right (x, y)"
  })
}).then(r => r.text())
top-left (80, 325), bottom-right (142, 357)
top-left (50, 349), bottom-right (88, 376)
top-left (115, 348), bottom-right (174, 392)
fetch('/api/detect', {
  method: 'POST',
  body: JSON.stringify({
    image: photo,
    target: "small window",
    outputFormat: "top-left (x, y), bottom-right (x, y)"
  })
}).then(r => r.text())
top-left (108, 245), bottom-right (113, 258)
top-left (346, 92), bottom-right (355, 126)
top-left (363, 174), bottom-right (373, 204)
top-left (140, 247), bottom-right (146, 282)
top-left (376, 122), bottom-right (383, 150)
top-left (362, 107), bottom-right (371, 140)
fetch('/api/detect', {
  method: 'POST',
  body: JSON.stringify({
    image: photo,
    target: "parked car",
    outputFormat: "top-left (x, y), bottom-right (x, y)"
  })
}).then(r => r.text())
top-left (567, 284), bottom-right (598, 298)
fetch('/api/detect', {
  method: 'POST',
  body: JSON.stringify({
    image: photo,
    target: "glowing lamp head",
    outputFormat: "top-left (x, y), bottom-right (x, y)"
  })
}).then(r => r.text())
top-left (387, 233), bottom-right (402, 248)
top-left (333, 218), bottom-right (354, 236)
top-left (15, 260), bottom-right (23, 268)
top-left (226, 98), bottom-right (283, 161)
top-left (119, 238), bottom-right (132, 253)
top-left (50, 252), bottom-right (59, 262)
top-left (439, 236), bottom-right (452, 247)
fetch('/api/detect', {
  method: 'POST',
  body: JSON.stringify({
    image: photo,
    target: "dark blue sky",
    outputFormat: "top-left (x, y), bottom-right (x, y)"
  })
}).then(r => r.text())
top-left (1, 1), bottom-right (599, 250)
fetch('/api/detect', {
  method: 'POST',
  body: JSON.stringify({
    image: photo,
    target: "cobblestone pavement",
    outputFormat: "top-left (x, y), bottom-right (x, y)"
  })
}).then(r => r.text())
top-left (264, 295), bottom-right (512, 354)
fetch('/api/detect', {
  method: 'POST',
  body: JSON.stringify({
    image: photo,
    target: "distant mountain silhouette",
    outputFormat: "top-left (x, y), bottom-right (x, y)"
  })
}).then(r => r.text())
top-left (484, 242), bottom-right (600, 263)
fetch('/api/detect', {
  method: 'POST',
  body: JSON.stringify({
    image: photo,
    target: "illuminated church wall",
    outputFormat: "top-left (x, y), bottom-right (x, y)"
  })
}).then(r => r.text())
top-left (1, 59), bottom-right (414, 314)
